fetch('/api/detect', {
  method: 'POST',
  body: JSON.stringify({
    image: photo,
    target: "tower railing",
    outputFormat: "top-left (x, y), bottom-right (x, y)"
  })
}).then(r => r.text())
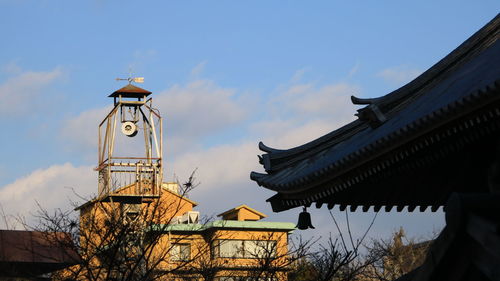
top-left (97, 158), bottom-right (162, 198)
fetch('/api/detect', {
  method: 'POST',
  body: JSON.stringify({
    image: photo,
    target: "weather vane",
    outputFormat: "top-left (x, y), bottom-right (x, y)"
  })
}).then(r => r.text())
top-left (116, 76), bottom-right (144, 84)
top-left (116, 69), bottom-right (144, 84)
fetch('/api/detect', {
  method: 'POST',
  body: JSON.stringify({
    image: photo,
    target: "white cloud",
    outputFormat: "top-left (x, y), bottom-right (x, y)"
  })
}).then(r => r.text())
top-left (168, 142), bottom-right (258, 191)
top-left (190, 61), bottom-right (208, 77)
top-left (1, 61), bottom-right (23, 75)
top-left (262, 120), bottom-right (344, 150)
top-left (165, 140), bottom-right (279, 219)
top-left (128, 49), bottom-right (158, 74)
top-left (252, 80), bottom-right (357, 150)
top-left (285, 83), bottom-right (358, 118)
top-left (290, 67), bottom-right (311, 83)
top-left (249, 119), bottom-right (336, 152)
top-left (161, 76), bottom-right (359, 210)
top-left (377, 65), bottom-right (422, 86)
top-left (156, 79), bottom-right (248, 138)
top-left (165, 79), bottom-right (359, 215)
top-left (348, 61), bottom-right (360, 78)
top-left (268, 81), bottom-right (358, 125)
top-left (0, 163), bottom-right (95, 229)
top-left (60, 105), bottom-right (112, 152)
top-left (0, 67), bottom-right (63, 115)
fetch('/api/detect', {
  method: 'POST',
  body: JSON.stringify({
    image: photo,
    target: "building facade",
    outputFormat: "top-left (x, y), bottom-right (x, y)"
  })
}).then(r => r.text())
top-left (66, 83), bottom-right (295, 281)
top-left (75, 183), bottom-right (294, 281)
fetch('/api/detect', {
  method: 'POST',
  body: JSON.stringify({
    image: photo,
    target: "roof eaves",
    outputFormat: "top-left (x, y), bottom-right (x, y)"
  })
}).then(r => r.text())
top-left (151, 224), bottom-right (205, 232)
top-left (108, 84), bottom-right (152, 97)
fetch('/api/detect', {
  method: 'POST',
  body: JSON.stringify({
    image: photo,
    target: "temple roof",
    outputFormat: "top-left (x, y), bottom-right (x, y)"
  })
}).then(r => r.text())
top-left (251, 15), bottom-right (500, 212)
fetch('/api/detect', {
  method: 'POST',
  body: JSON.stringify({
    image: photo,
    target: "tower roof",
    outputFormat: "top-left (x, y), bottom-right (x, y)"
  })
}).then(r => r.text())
top-left (109, 84), bottom-right (152, 98)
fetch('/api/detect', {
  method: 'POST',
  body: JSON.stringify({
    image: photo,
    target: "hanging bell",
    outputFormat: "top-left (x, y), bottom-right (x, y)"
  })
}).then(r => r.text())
top-left (296, 207), bottom-right (315, 230)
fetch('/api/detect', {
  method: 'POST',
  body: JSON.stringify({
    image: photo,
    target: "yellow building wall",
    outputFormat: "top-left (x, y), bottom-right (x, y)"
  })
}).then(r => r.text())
top-left (80, 184), bottom-right (196, 224)
top-left (237, 208), bottom-right (261, 221)
top-left (160, 229), bottom-right (290, 280)
top-left (72, 184), bottom-right (290, 281)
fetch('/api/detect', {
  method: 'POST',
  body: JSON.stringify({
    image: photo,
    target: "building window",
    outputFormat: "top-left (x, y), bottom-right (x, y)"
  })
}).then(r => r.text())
top-left (171, 243), bottom-right (191, 261)
top-left (245, 240), bottom-right (276, 258)
top-left (213, 240), bottom-right (276, 258)
top-left (218, 240), bottom-right (245, 258)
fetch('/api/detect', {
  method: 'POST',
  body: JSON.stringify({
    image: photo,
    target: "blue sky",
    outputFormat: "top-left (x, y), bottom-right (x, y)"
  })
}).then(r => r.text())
top-left (0, 1), bottom-right (498, 240)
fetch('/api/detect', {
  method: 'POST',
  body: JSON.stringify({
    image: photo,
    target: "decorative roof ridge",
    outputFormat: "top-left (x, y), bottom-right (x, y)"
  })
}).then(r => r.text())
top-left (258, 120), bottom-right (365, 172)
top-left (254, 14), bottom-right (499, 174)
top-left (258, 141), bottom-right (286, 153)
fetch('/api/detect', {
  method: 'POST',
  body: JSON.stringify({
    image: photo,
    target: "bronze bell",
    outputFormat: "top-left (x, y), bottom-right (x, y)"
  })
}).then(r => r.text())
top-left (296, 207), bottom-right (315, 230)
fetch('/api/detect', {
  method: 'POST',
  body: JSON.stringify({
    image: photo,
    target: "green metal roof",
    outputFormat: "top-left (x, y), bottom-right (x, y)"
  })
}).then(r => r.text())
top-left (205, 220), bottom-right (295, 230)
top-left (149, 220), bottom-right (296, 232)
top-left (154, 224), bottom-right (205, 232)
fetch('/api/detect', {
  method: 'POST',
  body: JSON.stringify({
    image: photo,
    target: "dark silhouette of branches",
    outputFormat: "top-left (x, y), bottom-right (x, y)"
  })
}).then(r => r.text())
top-left (23, 170), bottom-right (208, 281)
top-left (362, 228), bottom-right (431, 281)
top-left (289, 210), bottom-right (378, 281)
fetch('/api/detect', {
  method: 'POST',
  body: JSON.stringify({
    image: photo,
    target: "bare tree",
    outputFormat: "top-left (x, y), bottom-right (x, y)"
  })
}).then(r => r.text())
top-left (166, 224), bottom-right (313, 281)
top-left (362, 227), bottom-right (431, 281)
top-left (243, 233), bottom-right (315, 281)
top-left (288, 210), bottom-right (378, 281)
top-left (21, 171), bottom-right (210, 281)
top-left (21, 170), bottom-right (311, 281)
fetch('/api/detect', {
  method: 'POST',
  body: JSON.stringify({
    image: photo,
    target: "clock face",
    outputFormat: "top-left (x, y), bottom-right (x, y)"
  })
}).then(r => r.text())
top-left (121, 121), bottom-right (138, 137)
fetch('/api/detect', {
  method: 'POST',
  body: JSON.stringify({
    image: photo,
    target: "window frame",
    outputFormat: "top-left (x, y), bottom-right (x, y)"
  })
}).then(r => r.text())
top-left (212, 239), bottom-right (277, 259)
top-left (171, 243), bottom-right (191, 261)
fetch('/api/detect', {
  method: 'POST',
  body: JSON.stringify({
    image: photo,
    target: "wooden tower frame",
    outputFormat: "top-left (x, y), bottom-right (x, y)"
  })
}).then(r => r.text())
top-left (95, 84), bottom-right (163, 202)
